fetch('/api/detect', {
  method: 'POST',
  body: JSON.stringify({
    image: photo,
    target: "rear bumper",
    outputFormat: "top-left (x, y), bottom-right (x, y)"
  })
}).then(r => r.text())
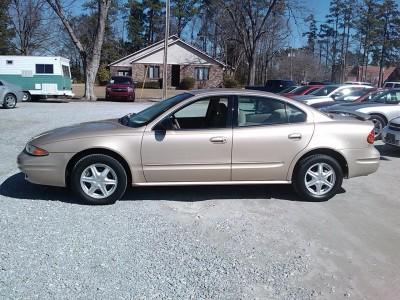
top-left (339, 147), bottom-right (380, 178)
top-left (17, 151), bottom-right (73, 187)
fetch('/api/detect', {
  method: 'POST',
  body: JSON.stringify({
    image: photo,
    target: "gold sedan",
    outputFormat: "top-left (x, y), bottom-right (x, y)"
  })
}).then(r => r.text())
top-left (18, 89), bottom-right (380, 204)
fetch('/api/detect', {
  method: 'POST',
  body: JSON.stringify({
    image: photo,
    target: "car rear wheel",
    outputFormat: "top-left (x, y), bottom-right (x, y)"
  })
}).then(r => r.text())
top-left (22, 92), bottom-right (31, 102)
top-left (293, 154), bottom-right (343, 202)
top-left (2, 93), bottom-right (17, 109)
top-left (370, 114), bottom-right (386, 140)
top-left (71, 154), bottom-right (127, 205)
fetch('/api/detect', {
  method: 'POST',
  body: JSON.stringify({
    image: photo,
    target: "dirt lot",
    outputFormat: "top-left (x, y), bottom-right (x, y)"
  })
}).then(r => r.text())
top-left (1, 101), bottom-right (400, 299)
top-left (72, 83), bottom-right (183, 100)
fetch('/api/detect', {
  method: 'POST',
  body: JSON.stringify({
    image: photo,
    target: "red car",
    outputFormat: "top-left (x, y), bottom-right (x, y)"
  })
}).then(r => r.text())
top-left (105, 76), bottom-right (135, 101)
top-left (280, 85), bottom-right (322, 98)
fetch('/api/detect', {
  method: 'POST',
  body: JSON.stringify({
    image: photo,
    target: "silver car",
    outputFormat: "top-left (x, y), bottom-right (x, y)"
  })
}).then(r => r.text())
top-left (294, 85), bottom-right (374, 105)
top-left (382, 117), bottom-right (400, 148)
top-left (324, 89), bottom-right (400, 139)
top-left (0, 80), bottom-right (24, 109)
top-left (18, 89), bottom-right (380, 205)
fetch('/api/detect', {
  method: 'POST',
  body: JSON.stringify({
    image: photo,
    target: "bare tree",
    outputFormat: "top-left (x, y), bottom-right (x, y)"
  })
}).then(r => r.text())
top-left (220, 0), bottom-right (281, 85)
top-left (9, 0), bottom-right (52, 55)
top-left (46, 0), bottom-right (112, 100)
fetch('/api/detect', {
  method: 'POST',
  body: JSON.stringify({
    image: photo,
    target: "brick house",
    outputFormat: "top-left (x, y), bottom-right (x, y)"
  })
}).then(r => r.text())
top-left (109, 35), bottom-right (226, 89)
top-left (346, 65), bottom-right (399, 85)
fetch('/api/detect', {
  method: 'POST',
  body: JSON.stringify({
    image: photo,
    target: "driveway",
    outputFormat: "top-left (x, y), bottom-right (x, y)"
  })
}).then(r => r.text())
top-left (1, 101), bottom-right (399, 299)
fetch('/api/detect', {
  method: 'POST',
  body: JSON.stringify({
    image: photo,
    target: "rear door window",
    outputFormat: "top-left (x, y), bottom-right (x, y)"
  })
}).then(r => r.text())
top-left (237, 96), bottom-right (306, 127)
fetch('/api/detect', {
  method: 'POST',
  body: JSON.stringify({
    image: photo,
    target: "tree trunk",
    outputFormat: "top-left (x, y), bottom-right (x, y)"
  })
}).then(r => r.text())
top-left (46, 0), bottom-right (111, 101)
top-left (248, 54), bottom-right (256, 85)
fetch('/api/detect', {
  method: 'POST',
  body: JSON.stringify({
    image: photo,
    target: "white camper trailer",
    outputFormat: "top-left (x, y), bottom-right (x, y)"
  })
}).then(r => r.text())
top-left (0, 56), bottom-right (74, 100)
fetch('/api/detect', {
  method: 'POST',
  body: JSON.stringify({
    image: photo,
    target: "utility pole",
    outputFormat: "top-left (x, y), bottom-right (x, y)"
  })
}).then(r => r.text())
top-left (162, 0), bottom-right (170, 100)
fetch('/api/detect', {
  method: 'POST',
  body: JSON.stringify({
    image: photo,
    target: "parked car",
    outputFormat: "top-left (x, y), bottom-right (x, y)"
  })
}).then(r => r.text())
top-left (382, 117), bottom-right (400, 148)
top-left (105, 76), bottom-right (135, 101)
top-left (383, 82), bottom-right (400, 89)
top-left (294, 85), bottom-right (374, 106)
top-left (245, 79), bottom-right (296, 93)
top-left (0, 79), bottom-right (24, 109)
top-left (18, 89), bottom-right (379, 205)
top-left (280, 85), bottom-right (322, 98)
top-left (323, 89), bottom-right (400, 139)
top-left (310, 88), bottom-right (379, 110)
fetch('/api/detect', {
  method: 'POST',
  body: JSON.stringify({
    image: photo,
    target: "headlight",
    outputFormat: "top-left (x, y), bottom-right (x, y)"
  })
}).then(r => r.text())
top-left (25, 143), bottom-right (49, 156)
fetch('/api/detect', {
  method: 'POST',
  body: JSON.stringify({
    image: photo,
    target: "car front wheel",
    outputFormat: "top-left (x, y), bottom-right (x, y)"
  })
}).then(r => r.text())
top-left (293, 154), bottom-right (343, 202)
top-left (3, 93), bottom-right (17, 109)
top-left (71, 154), bottom-right (128, 205)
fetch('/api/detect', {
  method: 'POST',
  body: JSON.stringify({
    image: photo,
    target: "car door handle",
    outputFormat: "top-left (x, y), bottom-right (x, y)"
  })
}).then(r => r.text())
top-left (288, 133), bottom-right (302, 140)
top-left (210, 136), bottom-right (227, 144)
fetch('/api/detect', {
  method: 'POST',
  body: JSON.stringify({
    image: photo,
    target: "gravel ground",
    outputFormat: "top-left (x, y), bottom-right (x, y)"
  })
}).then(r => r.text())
top-left (1, 101), bottom-right (400, 299)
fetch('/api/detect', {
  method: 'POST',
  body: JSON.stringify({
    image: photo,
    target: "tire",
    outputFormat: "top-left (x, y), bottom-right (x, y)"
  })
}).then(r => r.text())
top-left (370, 114), bottom-right (386, 140)
top-left (2, 93), bottom-right (17, 109)
top-left (293, 154), bottom-right (343, 202)
top-left (70, 154), bottom-right (128, 205)
top-left (22, 92), bottom-right (31, 102)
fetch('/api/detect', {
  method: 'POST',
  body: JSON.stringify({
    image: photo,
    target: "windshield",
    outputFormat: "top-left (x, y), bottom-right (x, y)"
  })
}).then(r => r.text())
top-left (280, 86), bottom-right (298, 93)
top-left (289, 86), bottom-right (313, 95)
top-left (310, 86), bottom-right (338, 96)
top-left (110, 77), bottom-right (132, 85)
top-left (335, 88), bottom-right (370, 101)
top-left (125, 93), bottom-right (193, 127)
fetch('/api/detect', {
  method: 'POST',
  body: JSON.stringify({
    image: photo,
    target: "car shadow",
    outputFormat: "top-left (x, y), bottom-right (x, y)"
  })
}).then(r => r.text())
top-left (375, 144), bottom-right (400, 159)
top-left (0, 173), bottom-right (341, 205)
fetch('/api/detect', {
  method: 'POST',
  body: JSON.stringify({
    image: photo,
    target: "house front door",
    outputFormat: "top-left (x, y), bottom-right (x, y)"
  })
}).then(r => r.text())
top-left (171, 65), bottom-right (180, 87)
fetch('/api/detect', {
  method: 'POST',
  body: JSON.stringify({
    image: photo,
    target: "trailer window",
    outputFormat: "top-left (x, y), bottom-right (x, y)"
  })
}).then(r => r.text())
top-left (36, 64), bottom-right (54, 74)
top-left (62, 65), bottom-right (71, 78)
top-left (6, 60), bottom-right (13, 65)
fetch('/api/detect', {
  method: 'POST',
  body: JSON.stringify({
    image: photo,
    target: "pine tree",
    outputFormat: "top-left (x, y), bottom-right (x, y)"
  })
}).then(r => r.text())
top-left (0, 0), bottom-right (14, 54)
top-left (303, 14), bottom-right (317, 55)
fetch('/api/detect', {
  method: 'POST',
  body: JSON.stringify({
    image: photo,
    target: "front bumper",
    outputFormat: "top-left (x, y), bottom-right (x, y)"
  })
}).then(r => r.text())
top-left (106, 91), bottom-right (135, 100)
top-left (339, 146), bottom-right (380, 178)
top-left (17, 151), bottom-right (74, 187)
top-left (382, 127), bottom-right (400, 147)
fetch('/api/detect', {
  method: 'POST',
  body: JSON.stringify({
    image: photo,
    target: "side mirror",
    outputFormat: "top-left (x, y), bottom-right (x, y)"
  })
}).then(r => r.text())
top-left (331, 93), bottom-right (340, 100)
top-left (153, 116), bottom-right (174, 131)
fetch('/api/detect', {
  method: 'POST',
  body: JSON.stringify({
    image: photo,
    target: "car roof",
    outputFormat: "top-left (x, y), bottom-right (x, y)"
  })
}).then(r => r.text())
top-left (188, 88), bottom-right (285, 97)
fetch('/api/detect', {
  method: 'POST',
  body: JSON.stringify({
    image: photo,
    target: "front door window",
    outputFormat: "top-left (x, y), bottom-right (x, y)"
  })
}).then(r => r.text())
top-left (171, 96), bottom-right (230, 129)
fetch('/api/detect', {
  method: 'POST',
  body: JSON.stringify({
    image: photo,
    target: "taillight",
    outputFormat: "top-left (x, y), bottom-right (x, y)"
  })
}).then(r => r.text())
top-left (367, 130), bottom-right (375, 144)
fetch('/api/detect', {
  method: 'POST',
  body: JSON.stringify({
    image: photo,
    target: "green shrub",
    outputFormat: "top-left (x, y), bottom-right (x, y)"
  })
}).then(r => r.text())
top-left (97, 64), bottom-right (110, 86)
top-left (223, 76), bottom-right (238, 88)
top-left (135, 81), bottom-right (160, 89)
top-left (179, 77), bottom-right (196, 90)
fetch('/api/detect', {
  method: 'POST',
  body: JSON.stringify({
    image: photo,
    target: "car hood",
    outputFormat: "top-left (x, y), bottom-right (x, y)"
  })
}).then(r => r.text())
top-left (107, 84), bottom-right (132, 88)
top-left (325, 101), bottom-right (392, 111)
top-left (31, 119), bottom-right (136, 145)
top-left (390, 116), bottom-right (400, 125)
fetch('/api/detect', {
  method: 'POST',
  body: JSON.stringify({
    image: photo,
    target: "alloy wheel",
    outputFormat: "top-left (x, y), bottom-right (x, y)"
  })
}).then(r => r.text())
top-left (304, 163), bottom-right (336, 196)
top-left (80, 163), bottom-right (118, 199)
top-left (371, 118), bottom-right (384, 137)
top-left (4, 94), bottom-right (16, 108)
